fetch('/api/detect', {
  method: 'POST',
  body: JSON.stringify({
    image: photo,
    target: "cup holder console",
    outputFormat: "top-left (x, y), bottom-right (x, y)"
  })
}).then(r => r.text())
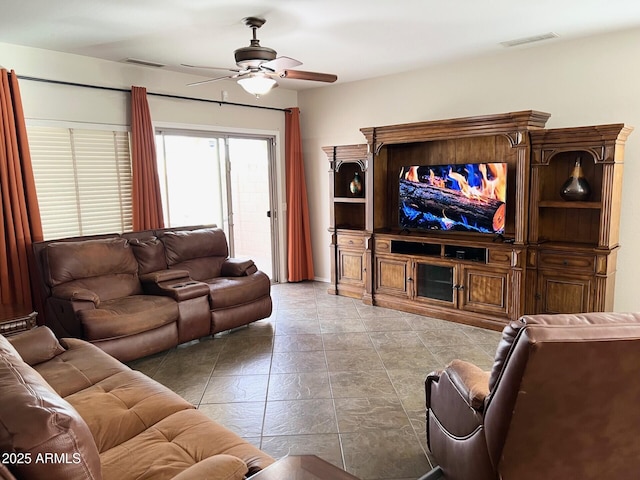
top-left (171, 281), bottom-right (198, 289)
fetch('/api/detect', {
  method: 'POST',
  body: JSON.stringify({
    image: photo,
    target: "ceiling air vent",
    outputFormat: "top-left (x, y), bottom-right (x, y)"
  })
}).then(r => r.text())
top-left (123, 58), bottom-right (166, 68)
top-left (500, 32), bottom-right (559, 48)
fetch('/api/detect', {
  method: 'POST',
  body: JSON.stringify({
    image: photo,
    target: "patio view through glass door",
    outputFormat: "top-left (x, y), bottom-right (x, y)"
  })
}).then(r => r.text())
top-left (155, 131), bottom-right (277, 280)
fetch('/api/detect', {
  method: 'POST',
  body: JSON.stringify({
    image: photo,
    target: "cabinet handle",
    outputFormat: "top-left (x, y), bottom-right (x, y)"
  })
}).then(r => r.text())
top-left (453, 284), bottom-right (459, 290)
top-left (408, 277), bottom-right (413, 282)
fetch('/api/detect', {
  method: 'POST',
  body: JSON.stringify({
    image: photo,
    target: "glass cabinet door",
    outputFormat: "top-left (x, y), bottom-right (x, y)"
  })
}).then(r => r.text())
top-left (416, 263), bottom-right (454, 304)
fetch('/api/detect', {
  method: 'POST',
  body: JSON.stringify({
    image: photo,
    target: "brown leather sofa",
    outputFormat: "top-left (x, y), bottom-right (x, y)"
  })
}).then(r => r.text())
top-left (33, 226), bottom-right (272, 362)
top-left (423, 312), bottom-right (640, 480)
top-left (0, 326), bottom-right (275, 480)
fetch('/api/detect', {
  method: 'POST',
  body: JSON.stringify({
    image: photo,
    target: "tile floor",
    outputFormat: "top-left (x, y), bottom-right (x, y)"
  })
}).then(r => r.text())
top-left (128, 281), bottom-right (502, 480)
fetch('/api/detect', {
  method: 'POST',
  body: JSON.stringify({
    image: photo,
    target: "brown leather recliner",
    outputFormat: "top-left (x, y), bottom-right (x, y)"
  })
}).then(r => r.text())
top-left (33, 226), bottom-right (272, 362)
top-left (424, 312), bottom-right (640, 480)
top-left (36, 237), bottom-right (182, 362)
top-left (158, 227), bottom-right (272, 334)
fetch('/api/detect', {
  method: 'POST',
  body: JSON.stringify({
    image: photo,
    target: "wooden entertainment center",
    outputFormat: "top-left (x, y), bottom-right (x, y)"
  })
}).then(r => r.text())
top-left (325, 111), bottom-right (633, 330)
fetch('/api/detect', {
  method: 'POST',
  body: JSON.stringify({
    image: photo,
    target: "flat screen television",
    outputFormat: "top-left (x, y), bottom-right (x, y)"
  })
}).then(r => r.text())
top-left (399, 162), bottom-right (507, 234)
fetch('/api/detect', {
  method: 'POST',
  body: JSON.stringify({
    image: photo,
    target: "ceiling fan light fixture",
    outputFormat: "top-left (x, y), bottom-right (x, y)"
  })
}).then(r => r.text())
top-left (237, 74), bottom-right (277, 97)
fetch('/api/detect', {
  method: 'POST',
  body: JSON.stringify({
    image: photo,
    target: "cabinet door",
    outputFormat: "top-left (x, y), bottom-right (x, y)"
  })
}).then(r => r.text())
top-left (414, 260), bottom-right (456, 307)
top-left (460, 266), bottom-right (509, 316)
top-left (337, 247), bottom-right (364, 287)
top-left (537, 271), bottom-right (592, 314)
top-left (375, 255), bottom-right (411, 298)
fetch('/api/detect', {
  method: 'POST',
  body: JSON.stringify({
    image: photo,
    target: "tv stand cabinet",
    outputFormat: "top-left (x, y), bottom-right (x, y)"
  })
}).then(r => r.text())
top-left (325, 111), bottom-right (632, 330)
top-left (374, 233), bottom-right (521, 329)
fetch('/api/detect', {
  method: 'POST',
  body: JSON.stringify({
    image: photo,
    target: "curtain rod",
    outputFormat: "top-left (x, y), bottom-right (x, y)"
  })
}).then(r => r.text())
top-left (16, 75), bottom-right (292, 113)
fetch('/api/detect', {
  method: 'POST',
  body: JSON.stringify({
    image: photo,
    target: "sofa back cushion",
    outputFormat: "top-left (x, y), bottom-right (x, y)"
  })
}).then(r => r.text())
top-left (161, 228), bottom-right (228, 281)
top-left (43, 238), bottom-right (141, 301)
top-left (0, 335), bottom-right (102, 480)
top-left (128, 237), bottom-right (168, 274)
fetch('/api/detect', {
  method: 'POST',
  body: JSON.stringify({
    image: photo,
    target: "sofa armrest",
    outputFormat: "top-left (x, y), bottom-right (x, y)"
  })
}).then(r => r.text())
top-left (50, 284), bottom-right (100, 306)
top-left (444, 359), bottom-right (491, 410)
top-left (171, 455), bottom-right (247, 480)
top-left (139, 269), bottom-right (191, 284)
top-left (426, 360), bottom-right (490, 439)
top-left (221, 258), bottom-right (257, 276)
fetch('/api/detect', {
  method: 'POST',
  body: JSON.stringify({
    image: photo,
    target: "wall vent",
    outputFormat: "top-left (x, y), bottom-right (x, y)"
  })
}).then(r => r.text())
top-left (123, 58), bottom-right (166, 68)
top-left (500, 32), bottom-right (559, 48)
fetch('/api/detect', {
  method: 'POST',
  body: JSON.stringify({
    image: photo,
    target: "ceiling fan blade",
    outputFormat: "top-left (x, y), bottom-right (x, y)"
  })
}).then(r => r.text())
top-left (187, 74), bottom-right (239, 87)
top-left (261, 56), bottom-right (302, 73)
top-left (279, 70), bottom-right (338, 83)
top-left (181, 63), bottom-right (241, 72)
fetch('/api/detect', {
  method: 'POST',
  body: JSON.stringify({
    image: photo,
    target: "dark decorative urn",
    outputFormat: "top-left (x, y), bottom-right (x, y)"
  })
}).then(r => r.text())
top-left (560, 157), bottom-right (590, 201)
top-left (349, 172), bottom-right (363, 196)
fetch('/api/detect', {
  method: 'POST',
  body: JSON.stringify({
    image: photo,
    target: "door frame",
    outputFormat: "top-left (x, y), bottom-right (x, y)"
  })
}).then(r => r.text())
top-left (154, 122), bottom-right (283, 283)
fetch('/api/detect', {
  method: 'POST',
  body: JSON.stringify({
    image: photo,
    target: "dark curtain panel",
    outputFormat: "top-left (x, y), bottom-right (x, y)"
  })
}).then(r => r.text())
top-left (0, 69), bottom-right (43, 309)
top-left (131, 86), bottom-right (164, 230)
top-left (285, 107), bottom-right (314, 281)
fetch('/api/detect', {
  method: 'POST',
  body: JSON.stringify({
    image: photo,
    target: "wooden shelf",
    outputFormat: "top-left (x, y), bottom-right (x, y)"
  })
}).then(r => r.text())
top-left (538, 200), bottom-right (601, 209)
top-left (335, 197), bottom-right (366, 204)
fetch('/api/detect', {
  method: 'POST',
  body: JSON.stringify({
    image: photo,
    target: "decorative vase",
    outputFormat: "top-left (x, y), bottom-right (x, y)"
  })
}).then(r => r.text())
top-left (560, 157), bottom-right (590, 201)
top-left (349, 171), bottom-right (363, 196)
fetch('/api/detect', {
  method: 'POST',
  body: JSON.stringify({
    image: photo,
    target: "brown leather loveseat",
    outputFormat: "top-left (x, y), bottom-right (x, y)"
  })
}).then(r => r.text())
top-left (0, 326), bottom-right (274, 480)
top-left (423, 312), bottom-right (640, 480)
top-left (33, 226), bottom-right (272, 362)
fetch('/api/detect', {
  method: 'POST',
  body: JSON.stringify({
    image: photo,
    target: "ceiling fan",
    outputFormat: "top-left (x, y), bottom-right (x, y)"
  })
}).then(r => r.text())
top-left (182, 17), bottom-right (338, 97)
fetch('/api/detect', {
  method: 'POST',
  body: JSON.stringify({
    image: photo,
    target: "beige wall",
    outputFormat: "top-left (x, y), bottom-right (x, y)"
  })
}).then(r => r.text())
top-left (298, 27), bottom-right (640, 312)
top-left (0, 41), bottom-right (298, 280)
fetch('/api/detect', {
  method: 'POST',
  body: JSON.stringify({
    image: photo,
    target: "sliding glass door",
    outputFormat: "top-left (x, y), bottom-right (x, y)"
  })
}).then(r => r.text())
top-left (155, 130), bottom-right (278, 281)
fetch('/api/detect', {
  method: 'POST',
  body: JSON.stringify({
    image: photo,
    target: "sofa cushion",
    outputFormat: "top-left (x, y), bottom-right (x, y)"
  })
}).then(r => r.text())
top-left (161, 228), bottom-right (229, 280)
top-left (99, 409), bottom-right (270, 480)
top-left (129, 237), bottom-right (168, 274)
top-left (35, 338), bottom-right (132, 398)
top-left (44, 238), bottom-right (142, 301)
top-left (0, 335), bottom-right (102, 480)
top-left (8, 326), bottom-right (65, 366)
top-left (65, 370), bottom-right (194, 453)
top-left (79, 295), bottom-right (179, 341)
top-left (206, 272), bottom-right (271, 310)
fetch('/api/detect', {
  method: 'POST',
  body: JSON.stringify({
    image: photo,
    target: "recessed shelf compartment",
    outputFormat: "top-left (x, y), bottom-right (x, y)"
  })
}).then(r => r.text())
top-left (390, 240), bottom-right (441, 256)
top-left (443, 245), bottom-right (487, 263)
top-left (389, 240), bottom-right (488, 263)
top-left (335, 197), bottom-right (367, 204)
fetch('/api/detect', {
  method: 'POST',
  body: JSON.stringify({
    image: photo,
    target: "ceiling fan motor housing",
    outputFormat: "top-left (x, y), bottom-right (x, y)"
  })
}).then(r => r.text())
top-left (234, 44), bottom-right (277, 69)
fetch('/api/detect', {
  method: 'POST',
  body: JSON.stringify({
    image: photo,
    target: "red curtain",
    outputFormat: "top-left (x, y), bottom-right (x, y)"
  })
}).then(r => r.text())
top-left (285, 107), bottom-right (314, 282)
top-left (131, 86), bottom-right (164, 230)
top-left (0, 69), bottom-right (43, 307)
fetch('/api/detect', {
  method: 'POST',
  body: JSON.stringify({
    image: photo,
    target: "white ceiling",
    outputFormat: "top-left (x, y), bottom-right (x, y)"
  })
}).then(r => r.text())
top-left (2, 0), bottom-right (640, 89)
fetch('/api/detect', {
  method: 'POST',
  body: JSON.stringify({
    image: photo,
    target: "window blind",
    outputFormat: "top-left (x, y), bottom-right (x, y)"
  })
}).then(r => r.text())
top-left (27, 125), bottom-right (133, 240)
